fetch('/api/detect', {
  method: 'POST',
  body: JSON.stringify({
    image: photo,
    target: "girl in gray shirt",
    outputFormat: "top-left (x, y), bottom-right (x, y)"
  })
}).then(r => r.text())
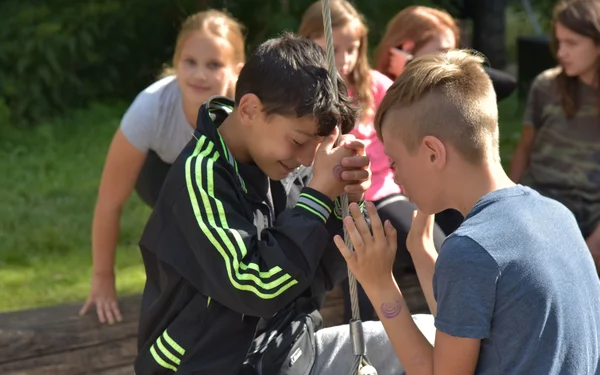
top-left (79, 10), bottom-right (246, 324)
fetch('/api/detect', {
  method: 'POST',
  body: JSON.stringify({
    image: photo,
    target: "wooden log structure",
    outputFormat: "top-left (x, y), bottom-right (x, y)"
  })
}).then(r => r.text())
top-left (0, 273), bottom-right (428, 374)
top-left (0, 294), bottom-right (142, 375)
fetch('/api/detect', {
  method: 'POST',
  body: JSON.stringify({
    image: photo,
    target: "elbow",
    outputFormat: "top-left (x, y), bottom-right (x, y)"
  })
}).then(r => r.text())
top-left (249, 302), bottom-right (287, 319)
top-left (236, 280), bottom-right (309, 318)
top-left (94, 199), bottom-right (125, 217)
top-left (516, 138), bottom-right (533, 156)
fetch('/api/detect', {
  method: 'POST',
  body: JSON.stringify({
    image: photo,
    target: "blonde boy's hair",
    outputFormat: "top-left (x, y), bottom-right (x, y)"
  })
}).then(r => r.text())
top-left (374, 50), bottom-right (499, 164)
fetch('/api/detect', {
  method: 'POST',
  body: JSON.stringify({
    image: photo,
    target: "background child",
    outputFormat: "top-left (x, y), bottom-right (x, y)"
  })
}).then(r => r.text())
top-left (134, 33), bottom-right (387, 375)
top-left (510, 0), bottom-right (600, 270)
top-left (80, 10), bottom-right (245, 324)
top-left (298, 0), bottom-right (446, 320)
top-left (376, 5), bottom-right (517, 104)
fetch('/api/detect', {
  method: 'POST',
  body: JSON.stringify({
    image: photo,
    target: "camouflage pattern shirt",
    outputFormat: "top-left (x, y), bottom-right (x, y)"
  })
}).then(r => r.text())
top-left (522, 67), bottom-right (600, 237)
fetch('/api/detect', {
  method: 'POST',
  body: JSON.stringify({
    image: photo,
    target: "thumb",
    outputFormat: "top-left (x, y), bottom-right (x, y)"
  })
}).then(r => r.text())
top-left (318, 127), bottom-right (340, 153)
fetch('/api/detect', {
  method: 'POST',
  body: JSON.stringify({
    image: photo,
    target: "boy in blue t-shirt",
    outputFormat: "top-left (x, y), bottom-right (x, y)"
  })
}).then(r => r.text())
top-left (335, 49), bottom-right (600, 374)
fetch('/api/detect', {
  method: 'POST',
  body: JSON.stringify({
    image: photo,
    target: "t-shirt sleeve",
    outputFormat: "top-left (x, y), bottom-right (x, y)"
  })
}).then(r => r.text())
top-left (371, 70), bottom-right (393, 109)
top-left (522, 74), bottom-right (545, 129)
top-left (433, 235), bottom-right (500, 339)
top-left (120, 90), bottom-right (160, 152)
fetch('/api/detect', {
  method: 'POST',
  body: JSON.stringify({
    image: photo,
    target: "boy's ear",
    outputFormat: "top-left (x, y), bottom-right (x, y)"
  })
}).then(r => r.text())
top-left (237, 93), bottom-right (263, 125)
top-left (422, 135), bottom-right (447, 169)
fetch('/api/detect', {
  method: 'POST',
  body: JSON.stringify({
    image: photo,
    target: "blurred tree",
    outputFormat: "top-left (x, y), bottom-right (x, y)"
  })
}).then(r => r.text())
top-left (0, 0), bottom-right (513, 127)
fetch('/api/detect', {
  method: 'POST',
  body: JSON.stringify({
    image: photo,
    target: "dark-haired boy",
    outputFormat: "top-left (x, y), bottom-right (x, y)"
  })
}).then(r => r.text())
top-left (133, 33), bottom-right (407, 374)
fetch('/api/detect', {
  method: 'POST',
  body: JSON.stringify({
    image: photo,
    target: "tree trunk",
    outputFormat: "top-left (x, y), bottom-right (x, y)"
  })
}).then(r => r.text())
top-left (469, 0), bottom-right (509, 69)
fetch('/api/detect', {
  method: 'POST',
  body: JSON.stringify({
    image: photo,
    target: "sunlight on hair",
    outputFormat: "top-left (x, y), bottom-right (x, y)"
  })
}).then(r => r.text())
top-left (375, 49), bottom-right (500, 165)
top-left (160, 10), bottom-right (245, 78)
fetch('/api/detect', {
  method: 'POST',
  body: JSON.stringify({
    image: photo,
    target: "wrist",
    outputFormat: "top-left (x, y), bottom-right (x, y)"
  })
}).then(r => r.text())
top-left (361, 274), bottom-right (398, 298)
top-left (407, 237), bottom-right (435, 255)
top-left (93, 270), bottom-right (115, 278)
top-left (307, 179), bottom-right (337, 201)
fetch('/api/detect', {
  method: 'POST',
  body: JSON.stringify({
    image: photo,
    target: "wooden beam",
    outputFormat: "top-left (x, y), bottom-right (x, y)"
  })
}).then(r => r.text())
top-left (0, 274), bottom-right (428, 374)
top-left (0, 294), bottom-right (141, 374)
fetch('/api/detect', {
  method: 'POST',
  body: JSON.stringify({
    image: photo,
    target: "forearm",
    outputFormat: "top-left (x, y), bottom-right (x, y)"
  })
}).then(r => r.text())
top-left (179, 186), bottom-right (337, 317)
top-left (508, 143), bottom-right (531, 183)
top-left (91, 204), bottom-right (122, 275)
top-left (365, 280), bottom-right (433, 375)
top-left (410, 244), bottom-right (438, 316)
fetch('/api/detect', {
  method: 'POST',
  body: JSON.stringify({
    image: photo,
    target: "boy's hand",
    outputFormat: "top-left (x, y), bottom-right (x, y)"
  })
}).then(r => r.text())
top-left (406, 209), bottom-right (436, 254)
top-left (309, 128), bottom-right (360, 200)
top-left (334, 202), bottom-right (398, 291)
top-left (339, 136), bottom-right (371, 202)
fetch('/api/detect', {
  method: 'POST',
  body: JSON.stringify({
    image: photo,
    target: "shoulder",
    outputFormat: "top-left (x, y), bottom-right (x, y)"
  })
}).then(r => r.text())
top-left (369, 70), bottom-right (393, 106)
top-left (438, 235), bottom-right (498, 268)
top-left (140, 75), bottom-right (180, 107)
top-left (435, 234), bottom-right (501, 286)
top-left (370, 70), bottom-right (393, 91)
top-left (121, 76), bottom-right (181, 145)
top-left (126, 75), bottom-right (179, 115)
top-left (531, 67), bottom-right (561, 92)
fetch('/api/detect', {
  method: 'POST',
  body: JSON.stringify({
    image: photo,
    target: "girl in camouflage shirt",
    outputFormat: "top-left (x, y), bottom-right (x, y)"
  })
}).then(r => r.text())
top-left (510, 0), bottom-right (600, 271)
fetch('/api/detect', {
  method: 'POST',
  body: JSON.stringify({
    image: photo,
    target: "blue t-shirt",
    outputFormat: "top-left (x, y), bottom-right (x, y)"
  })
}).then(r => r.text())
top-left (434, 185), bottom-right (600, 374)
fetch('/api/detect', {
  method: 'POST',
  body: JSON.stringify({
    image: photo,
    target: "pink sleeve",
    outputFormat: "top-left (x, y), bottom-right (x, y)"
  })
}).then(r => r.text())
top-left (370, 70), bottom-right (393, 109)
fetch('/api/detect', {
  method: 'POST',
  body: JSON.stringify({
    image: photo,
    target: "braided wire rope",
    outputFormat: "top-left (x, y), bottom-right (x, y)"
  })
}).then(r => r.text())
top-left (320, 1), bottom-right (376, 374)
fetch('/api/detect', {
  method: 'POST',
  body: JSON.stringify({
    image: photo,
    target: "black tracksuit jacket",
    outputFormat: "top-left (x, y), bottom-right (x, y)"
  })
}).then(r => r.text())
top-left (134, 97), bottom-right (355, 374)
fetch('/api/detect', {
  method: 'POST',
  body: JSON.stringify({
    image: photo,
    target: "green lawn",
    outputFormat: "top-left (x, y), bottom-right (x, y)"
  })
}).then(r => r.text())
top-left (0, 103), bottom-right (150, 312)
top-left (0, 94), bottom-right (525, 313)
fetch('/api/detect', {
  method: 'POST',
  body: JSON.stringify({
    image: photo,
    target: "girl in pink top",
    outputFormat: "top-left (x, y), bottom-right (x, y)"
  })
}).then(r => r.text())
top-left (299, 0), bottom-right (399, 206)
top-left (299, 0), bottom-right (447, 321)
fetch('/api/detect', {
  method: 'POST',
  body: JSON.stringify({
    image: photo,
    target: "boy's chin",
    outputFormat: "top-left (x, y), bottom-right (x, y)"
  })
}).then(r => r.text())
top-left (265, 168), bottom-right (291, 181)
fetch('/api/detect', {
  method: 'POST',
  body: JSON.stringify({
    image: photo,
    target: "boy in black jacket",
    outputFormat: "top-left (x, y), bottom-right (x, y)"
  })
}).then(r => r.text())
top-left (134, 33), bottom-right (409, 374)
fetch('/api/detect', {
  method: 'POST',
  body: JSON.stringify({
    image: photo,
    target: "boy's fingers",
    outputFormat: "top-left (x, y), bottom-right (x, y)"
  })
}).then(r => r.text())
top-left (343, 216), bottom-right (365, 252)
top-left (341, 155), bottom-right (370, 168)
top-left (343, 140), bottom-right (366, 153)
top-left (385, 220), bottom-right (398, 250)
top-left (319, 127), bottom-right (340, 152)
top-left (350, 203), bottom-right (372, 242)
top-left (341, 169), bottom-right (369, 182)
top-left (334, 235), bottom-right (354, 261)
top-left (366, 202), bottom-right (384, 239)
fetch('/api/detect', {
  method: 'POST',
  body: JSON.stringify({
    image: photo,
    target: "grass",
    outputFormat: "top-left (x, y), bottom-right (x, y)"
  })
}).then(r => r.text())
top-left (0, 102), bottom-right (151, 312)
top-left (0, 94), bottom-right (525, 313)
